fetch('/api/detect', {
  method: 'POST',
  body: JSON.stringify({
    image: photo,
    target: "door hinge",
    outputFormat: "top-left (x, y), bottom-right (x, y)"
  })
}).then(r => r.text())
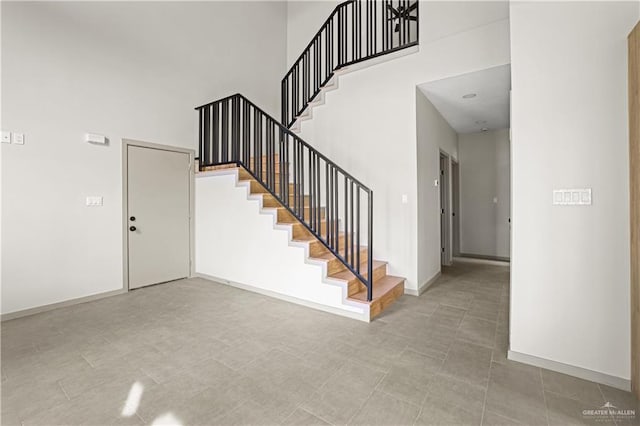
top-left (441, 209), bottom-right (445, 214)
top-left (442, 247), bottom-right (445, 253)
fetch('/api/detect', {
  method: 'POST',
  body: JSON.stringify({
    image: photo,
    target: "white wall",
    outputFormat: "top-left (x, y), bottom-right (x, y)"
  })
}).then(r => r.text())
top-left (458, 129), bottom-right (510, 259)
top-left (286, 0), bottom-right (339, 68)
top-left (195, 172), bottom-right (367, 320)
top-left (1, 1), bottom-right (287, 315)
top-left (293, 1), bottom-right (511, 292)
top-left (416, 90), bottom-right (458, 290)
top-left (510, 1), bottom-right (639, 382)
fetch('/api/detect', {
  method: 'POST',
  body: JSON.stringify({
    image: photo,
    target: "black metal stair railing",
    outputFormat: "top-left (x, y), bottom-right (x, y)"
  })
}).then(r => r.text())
top-left (196, 94), bottom-right (374, 302)
top-left (282, 0), bottom-right (419, 128)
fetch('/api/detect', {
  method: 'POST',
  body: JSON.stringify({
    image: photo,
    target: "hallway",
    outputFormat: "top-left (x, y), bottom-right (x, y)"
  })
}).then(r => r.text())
top-left (1, 262), bottom-right (635, 425)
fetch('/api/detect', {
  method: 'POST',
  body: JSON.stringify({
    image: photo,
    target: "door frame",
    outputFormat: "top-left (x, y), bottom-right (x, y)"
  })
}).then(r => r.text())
top-left (451, 159), bottom-right (460, 257)
top-left (629, 20), bottom-right (640, 400)
top-left (121, 139), bottom-right (195, 291)
top-left (439, 151), bottom-right (452, 266)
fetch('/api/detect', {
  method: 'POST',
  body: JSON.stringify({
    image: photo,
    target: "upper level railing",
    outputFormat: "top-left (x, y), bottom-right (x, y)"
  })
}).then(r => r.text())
top-left (282, 0), bottom-right (419, 128)
top-left (196, 94), bottom-right (374, 301)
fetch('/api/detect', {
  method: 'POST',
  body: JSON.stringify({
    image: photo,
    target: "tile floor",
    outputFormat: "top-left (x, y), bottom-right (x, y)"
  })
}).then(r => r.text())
top-left (1, 261), bottom-right (637, 425)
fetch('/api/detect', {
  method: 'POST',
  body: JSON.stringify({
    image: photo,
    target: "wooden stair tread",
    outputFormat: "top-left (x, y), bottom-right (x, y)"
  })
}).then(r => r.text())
top-left (347, 275), bottom-right (404, 303)
top-left (329, 260), bottom-right (387, 281)
top-left (201, 164), bottom-right (239, 172)
top-left (291, 234), bottom-right (316, 242)
top-left (310, 246), bottom-right (367, 261)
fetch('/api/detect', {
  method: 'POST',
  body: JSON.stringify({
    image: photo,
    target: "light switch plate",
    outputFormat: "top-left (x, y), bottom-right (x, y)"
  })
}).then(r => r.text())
top-left (12, 133), bottom-right (24, 145)
top-left (1, 131), bottom-right (10, 144)
top-left (552, 189), bottom-right (591, 206)
top-left (401, 194), bottom-right (408, 204)
top-left (86, 196), bottom-right (103, 207)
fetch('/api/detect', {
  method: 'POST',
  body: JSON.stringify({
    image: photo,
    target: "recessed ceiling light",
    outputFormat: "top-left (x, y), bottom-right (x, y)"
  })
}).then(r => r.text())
top-left (481, 128), bottom-right (489, 132)
top-left (462, 93), bottom-right (477, 99)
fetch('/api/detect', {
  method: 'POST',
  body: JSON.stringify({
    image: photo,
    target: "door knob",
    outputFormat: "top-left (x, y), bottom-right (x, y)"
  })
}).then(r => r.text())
top-left (130, 216), bottom-right (136, 221)
top-left (129, 226), bottom-right (136, 232)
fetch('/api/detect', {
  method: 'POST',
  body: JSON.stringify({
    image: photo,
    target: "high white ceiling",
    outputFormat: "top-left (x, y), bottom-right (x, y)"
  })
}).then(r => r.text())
top-left (418, 65), bottom-right (511, 134)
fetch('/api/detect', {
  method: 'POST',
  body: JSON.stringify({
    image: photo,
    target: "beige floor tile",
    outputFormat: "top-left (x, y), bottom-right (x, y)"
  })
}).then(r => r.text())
top-left (545, 391), bottom-right (611, 425)
top-left (541, 370), bottom-right (604, 406)
top-left (426, 373), bottom-right (487, 415)
top-left (60, 363), bottom-right (145, 399)
top-left (482, 410), bottom-right (523, 425)
top-left (417, 397), bottom-right (482, 425)
top-left (349, 390), bottom-right (421, 425)
top-left (214, 400), bottom-right (284, 426)
top-left (1, 377), bottom-right (70, 423)
top-left (456, 316), bottom-right (498, 349)
top-left (425, 289), bottom-right (475, 310)
top-left (467, 300), bottom-right (501, 322)
top-left (300, 361), bottom-right (385, 425)
top-left (301, 387), bottom-right (372, 425)
top-left (428, 305), bottom-right (468, 329)
top-left (377, 369), bottom-right (432, 406)
top-left (282, 408), bottom-right (332, 425)
top-left (440, 340), bottom-right (493, 387)
top-left (407, 325), bottom-right (457, 361)
top-left (598, 384), bottom-right (639, 412)
top-left (484, 361), bottom-right (547, 425)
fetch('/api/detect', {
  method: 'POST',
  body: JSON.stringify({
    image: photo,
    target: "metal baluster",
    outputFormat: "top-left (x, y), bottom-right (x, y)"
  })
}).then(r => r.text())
top-left (367, 192), bottom-right (373, 302)
top-left (316, 154), bottom-right (321, 236)
top-left (356, 186), bottom-right (360, 274)
top-left (373, 0), bottom-right (377, 54)
top-left (344, 177), bottom-right (348, 264)
top-left (300, 143), bottom-right (305, 222)
top-left (308, 149), bottom-right (313, 229)
top-left (233, 96), bottom-right (238, 162)
top-left (334, 168), bottom-right (339, 256)
top-left (202, 107), bottom-right (210, 167)
top-left (293, 140), bottom-right (297, 215)
top-left (223, 99), bottom-right (229, 162)
top-left (328, 164), bottom-right (333, 246)
top-left (212, 103), bottom-right (218, 164)
top-left (350, 180), bottom-right (354, 272)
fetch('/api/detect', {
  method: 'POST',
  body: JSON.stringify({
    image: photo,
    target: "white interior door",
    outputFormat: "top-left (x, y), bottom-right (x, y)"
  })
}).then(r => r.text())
top-left (127, 145), bottom-right (190, 289)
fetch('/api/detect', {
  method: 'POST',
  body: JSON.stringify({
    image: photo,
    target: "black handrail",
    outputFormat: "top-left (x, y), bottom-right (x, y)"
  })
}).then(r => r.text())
top-left (282, 0), bottom-right (419, 128)
top-left (196, 94), bottom-right (374, 302)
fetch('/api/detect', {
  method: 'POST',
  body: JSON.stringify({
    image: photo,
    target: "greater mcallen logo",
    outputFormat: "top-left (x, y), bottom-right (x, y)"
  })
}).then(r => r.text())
top-left (582, 402), bottom-right (635, 422)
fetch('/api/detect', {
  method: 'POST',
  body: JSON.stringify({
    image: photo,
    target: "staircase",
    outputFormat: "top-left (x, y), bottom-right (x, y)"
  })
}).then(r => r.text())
top-left (282, 0), bottom-right (419, 131)
top-left (195, 0), bottom-right (419, 320)
top-left (199, 161), bottom-right (404, 320)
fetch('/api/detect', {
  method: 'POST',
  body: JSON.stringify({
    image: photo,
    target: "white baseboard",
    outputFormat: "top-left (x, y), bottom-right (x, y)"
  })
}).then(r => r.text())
top-left (453, 256), bottom-right (510, 266)
top-left (1, 288), bottom-right (127, 322)
top-left (507, 350), bottom-right (630, 391)
top-left (195, 273), bottom-right (370, 322)
top-left (405, 272), bottom-right (441, 296)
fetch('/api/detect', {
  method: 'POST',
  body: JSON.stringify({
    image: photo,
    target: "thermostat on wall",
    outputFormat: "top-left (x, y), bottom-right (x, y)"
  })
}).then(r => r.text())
top-left (86, 133), bottom-right (107, 144)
